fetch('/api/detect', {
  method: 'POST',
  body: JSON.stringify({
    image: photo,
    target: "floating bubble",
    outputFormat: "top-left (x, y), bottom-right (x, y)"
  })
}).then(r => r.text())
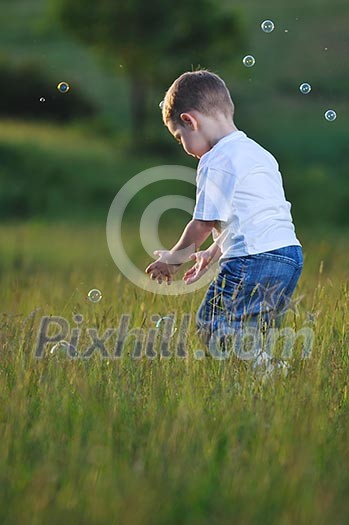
top-left (50, 340), bottom-right (69, 355)
top-left (57, 81), bottom-right (70, 93)
top-left (50, 340), bottom-right (78, 358)
top-left (324, 110), bottom-right (337, 122)
top-left (88, 288), bottom-right (103, 303)
top-left (299, 83), bottom-right (312, 94)
top-left (261, 20), bottom-right (274, 33)
top-left (50, 340), bottom-right (69, 354)
top-left (243, 55), bottom-right (255, 68)
top-left (39, 97), bottom-right (46, 103)
top-left (155, 316), bottom-right (177, 337)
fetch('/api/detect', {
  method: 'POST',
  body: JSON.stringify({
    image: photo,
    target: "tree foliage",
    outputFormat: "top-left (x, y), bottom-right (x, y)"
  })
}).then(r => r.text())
top-left (55, 0), bottom-right (245, 142)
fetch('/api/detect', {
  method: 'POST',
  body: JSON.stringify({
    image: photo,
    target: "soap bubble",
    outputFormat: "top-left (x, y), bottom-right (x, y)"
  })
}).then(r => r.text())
top-left (88, 288), bottom-right (103, 303)
top-left (50, 340), bottom-right (69, 355)
top-left (324, 110), bottom-right (337, 122)
top-left (243, 55), bottom-right (255, 68)
top-left (50, 340), bottom-right (78, 358)
top-left (299, 83), bottom-right (312, 94)
top-left (261, 20), bottom-right (274, 33)
top-left (57, 81), bottom-right (70, 93)
top-left (155, 316), bottom-right (177, 337)
top-left (39, 97), bottom-right (46, 103)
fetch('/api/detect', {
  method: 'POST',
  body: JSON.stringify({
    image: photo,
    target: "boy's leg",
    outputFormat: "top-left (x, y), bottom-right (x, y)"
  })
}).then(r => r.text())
top-left (196, 257), bottom-right (246, 350)
top-left (196, 246), bottom-right (304, 359)
top-left (235, 246), bottom-right (304, 363)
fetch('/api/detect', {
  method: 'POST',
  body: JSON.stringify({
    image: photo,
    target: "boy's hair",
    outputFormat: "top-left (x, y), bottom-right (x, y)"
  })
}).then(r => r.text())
top-left (161, 69), bottom-right (234, 127)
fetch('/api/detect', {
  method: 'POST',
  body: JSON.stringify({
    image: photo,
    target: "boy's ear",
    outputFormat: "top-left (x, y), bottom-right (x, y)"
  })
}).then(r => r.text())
top-left (180, 112), bottom-right (197, 130)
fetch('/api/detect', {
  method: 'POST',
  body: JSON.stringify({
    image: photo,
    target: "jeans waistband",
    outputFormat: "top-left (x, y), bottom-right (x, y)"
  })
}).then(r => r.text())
top-left (220, 245), bottom-right (303, 266)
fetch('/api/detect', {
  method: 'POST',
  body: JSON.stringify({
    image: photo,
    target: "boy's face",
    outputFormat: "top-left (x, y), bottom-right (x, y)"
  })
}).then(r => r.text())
top-left (167, 112), bottom-right (210, 159)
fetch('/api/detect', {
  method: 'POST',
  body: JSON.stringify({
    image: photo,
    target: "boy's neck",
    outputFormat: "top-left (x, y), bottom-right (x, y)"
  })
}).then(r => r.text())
top-left (206, 119), bottom-right (239, 150)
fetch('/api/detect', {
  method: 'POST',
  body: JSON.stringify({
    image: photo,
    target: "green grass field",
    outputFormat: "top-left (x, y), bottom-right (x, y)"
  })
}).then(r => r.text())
top-left (0, 0), bottom-right (348, 521)
top-left (0, 222), bottom-right (348, 524)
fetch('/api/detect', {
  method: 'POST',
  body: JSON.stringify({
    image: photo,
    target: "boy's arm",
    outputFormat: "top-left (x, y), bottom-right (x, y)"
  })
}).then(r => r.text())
top-left (169, 219), bottom-right (216, 263)
top-left (182, 239), bottom-right (222, 285)
top-left (205, 240), bottom-right (222, 263)
top-left (145, 219), bottom-right (215, 283)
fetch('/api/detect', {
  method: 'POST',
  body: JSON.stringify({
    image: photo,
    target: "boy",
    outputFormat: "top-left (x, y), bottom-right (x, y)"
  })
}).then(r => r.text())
top-left (145, 70), bottom-right (303, 356)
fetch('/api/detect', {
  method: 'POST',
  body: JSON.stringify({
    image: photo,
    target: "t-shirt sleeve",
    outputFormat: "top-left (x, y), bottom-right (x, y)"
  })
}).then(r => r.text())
top-left (192, 167), bottom-right (235, 222)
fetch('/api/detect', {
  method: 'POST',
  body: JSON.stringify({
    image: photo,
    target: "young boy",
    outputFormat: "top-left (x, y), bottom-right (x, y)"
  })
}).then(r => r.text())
top-left (145, 70), bottom-right (303, 356)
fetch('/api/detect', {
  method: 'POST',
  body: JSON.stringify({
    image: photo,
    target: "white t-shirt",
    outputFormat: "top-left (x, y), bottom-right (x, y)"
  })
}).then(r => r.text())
top-left (192, 129), bottom-right (301, 258)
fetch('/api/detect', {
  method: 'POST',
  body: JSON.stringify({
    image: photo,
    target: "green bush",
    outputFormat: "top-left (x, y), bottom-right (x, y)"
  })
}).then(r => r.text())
top-left (0, 120), bottom-right (348, 229)
top-left (0, 141), bottom-right (118, 220)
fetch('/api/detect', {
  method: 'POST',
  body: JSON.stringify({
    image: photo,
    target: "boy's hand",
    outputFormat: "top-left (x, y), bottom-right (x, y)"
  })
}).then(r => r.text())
top-left (183, 250), bottom-right (213, 285)
top-left (145, 250), bottom-right (182, 285)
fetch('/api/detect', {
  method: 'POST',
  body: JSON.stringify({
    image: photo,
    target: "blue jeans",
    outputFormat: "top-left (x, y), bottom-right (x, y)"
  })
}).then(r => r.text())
top-left (196, 245), bottom-right (303, 353)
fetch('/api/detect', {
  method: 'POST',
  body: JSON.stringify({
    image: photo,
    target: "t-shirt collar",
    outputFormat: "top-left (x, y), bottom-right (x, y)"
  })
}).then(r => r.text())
top-left (198, 129), bottom-right (245, 165)
top-left (212, 129), bottom-right (244, 149)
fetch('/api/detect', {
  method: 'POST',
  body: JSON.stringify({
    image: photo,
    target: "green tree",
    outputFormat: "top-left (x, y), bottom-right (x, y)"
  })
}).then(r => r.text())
top-left (55, 0), bottom-right (245, 145)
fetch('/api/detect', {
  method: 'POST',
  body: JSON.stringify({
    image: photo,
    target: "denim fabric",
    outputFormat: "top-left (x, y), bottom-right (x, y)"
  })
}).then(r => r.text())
top-left (196, 245), bottom-right (303, 350)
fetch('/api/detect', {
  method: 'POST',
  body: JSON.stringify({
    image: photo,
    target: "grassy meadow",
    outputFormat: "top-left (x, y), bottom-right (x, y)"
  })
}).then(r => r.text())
top-left (0, 221), bottom-right (348, 524)
top-left (0, 0), bottom-right (348, 522)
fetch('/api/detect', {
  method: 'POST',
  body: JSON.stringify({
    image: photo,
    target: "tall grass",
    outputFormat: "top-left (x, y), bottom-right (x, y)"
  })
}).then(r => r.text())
top-left (0, 222), bottom-right (348, 524)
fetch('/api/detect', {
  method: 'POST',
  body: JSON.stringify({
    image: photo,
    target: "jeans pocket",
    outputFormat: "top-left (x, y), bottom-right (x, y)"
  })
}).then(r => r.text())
top-left (265, 246), bottom-right (303, 268)
top-left (255, 252), bottom-right (302, 270)
top-left (219, 257), bottom-right (245, 285)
